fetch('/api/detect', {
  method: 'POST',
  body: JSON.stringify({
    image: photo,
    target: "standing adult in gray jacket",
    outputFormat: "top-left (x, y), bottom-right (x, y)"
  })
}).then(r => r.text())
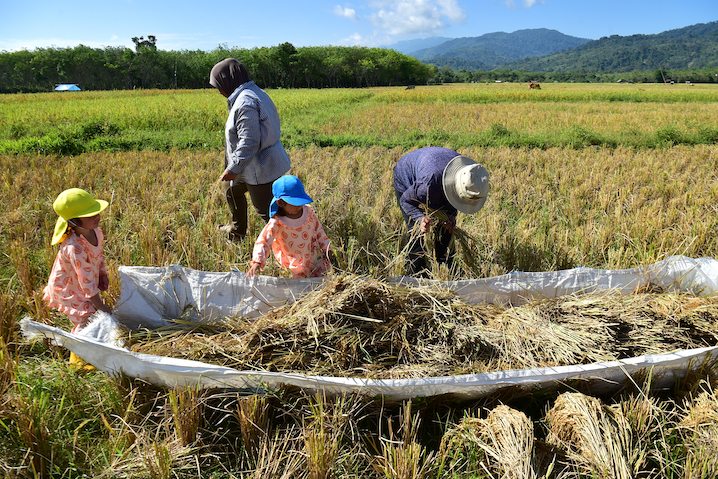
top-left (210, 58), bottom-right (291, 242)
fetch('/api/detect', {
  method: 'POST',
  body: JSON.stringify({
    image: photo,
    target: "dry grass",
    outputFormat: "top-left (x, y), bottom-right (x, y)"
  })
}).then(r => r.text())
top-left (235, 394), bottom-right (271, 467)
top-left (545, 392), bottom-right (634, 479)
top-left (678, 382), bottom-right (718, 478)
top-left (124, 274), bottom-right (718, 378)
top-left (439, 405), bottom-right (547, 479)
top-left (12, 391), bottom-right (52, 479)
top-left (302, 393), bottom-right (356, 479)
top-left (248, 429), bottom-right (305, 479)
top-left (322, 95), bottom-right (718, 139)
top-left (168, 384), bottom-right (204, 447)
top-left (2, 145), bottom-right (718, 287)
top-left (372, 400), bottom-right (435, 479)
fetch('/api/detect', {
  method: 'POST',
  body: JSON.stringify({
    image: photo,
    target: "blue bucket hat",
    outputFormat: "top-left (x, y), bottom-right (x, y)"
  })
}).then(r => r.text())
top-left (269, 175), bottom-right (313, 218)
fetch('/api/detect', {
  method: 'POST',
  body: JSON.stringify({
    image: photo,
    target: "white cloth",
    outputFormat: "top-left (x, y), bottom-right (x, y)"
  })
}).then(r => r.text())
top-left (20, 316), bottom-right (717, 400)
top-left (21, 255), bottom-right (718, 400)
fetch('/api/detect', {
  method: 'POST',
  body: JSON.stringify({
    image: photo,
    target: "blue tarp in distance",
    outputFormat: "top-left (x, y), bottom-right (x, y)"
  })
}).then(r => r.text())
top-left (54, 84), bottom-right (81, 91)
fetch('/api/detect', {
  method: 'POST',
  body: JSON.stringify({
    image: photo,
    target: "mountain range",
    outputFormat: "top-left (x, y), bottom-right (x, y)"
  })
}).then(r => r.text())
top-left (385, 21), bottom-right (718, 72)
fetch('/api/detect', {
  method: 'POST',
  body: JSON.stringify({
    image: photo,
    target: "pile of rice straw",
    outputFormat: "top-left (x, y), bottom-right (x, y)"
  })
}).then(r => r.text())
top-left (125, 274), bottom-right (718, 378)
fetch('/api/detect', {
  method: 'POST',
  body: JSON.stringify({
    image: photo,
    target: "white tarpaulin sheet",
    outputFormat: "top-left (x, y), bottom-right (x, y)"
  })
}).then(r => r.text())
top-left (19, 316), bottom-right (718, 401)
top-left (113, 255), bottom-right (718, 329)
top-left (20, 255), bottom-right (718, 400)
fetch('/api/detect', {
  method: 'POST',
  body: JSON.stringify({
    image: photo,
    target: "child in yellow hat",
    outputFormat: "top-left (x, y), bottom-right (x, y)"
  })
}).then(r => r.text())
top-left (43, 188), bottom-right (112, 335)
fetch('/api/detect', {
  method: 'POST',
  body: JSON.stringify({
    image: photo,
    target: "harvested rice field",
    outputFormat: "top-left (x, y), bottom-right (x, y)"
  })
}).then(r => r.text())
top-left (3, 84), bottom-right (718, 477)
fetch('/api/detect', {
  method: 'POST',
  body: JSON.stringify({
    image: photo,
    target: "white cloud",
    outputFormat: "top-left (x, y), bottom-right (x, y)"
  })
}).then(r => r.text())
top-left (0, 37), bottom-right (131, 52)
top-left (334, 5), bottom-right (360, 22)
top-left (367, 0), bottom-right (466, 37)
top-left (436, 0), bottom-right (466, 22)
top-left (503, 0), bottom-right (545, 8)
top-left (340, 32), bottom-right (369, 45)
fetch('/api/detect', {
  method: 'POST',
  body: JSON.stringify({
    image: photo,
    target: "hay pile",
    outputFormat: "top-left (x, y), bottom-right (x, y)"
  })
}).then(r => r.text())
top-left (439, 406), bottom-right (538, 478)
top-left (125, 274), bottom-right (718, 378)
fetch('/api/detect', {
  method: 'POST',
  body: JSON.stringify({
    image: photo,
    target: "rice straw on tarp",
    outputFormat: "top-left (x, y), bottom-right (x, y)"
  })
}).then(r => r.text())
top-left (124, 274), bottom-right (718, 378)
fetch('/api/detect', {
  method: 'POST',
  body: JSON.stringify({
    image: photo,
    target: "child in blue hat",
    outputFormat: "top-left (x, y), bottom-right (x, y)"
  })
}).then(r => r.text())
top-left (247, 175), bottom-right (333, 278)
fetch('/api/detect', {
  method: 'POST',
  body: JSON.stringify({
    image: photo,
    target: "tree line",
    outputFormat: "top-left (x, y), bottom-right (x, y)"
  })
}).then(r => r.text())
top-left (2, 36), bottom-right (715, 94)
top-left (0, 38), bottom-right (436, 93)
top-left (434, 67), bottom-right (718, 85)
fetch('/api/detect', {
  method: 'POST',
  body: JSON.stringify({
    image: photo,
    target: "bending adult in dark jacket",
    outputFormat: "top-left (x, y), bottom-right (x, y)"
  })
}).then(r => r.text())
top-left (210, 58), bottom-right (291, 242)
top-left (394, 147), bottom-right (489, 276)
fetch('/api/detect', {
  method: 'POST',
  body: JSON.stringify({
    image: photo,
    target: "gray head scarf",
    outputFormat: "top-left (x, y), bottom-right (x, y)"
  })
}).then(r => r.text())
top-left (209, 58), bottom-right (251, 94)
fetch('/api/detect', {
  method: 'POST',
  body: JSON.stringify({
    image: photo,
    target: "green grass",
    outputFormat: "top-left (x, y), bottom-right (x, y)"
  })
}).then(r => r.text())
top-left (2, 83), bottom-right (718, 154)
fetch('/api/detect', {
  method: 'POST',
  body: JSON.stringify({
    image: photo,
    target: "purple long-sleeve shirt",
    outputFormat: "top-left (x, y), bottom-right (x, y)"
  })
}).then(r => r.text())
top-left (393, 147), bottom-right (459, 221)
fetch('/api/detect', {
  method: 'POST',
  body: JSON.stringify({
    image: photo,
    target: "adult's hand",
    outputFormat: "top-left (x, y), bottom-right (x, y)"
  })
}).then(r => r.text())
top-left (220, 169), bottom-right (238, 182)
top-left (441, 217), bottom-right (456, 233)
top-left (419, 216), bottom-right (433, 233)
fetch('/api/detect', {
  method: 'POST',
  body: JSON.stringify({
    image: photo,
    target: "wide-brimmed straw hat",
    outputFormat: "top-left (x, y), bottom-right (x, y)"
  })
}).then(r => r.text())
top-left (51, 188), bottom-right (108, 245)
top-left (442, 155), bottom-right (490, 214)
top-left (269, 175), bottom-right (314, 218)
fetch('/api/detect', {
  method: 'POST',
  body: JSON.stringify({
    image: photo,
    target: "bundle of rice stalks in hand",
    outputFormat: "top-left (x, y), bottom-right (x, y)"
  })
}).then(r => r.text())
top-left (545, 392), bottom-right (634, 479)
top-left (424, 209), bottom-right (489, 278)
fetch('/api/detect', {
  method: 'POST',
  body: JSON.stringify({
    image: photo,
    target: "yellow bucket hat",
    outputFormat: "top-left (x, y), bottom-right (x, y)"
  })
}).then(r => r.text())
top-left (51, 188), bottom-right (108, 245)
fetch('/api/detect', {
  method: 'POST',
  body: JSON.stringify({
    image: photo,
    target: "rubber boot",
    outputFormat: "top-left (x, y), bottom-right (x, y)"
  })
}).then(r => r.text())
top-left (69, 351), bottom-right (95, 371)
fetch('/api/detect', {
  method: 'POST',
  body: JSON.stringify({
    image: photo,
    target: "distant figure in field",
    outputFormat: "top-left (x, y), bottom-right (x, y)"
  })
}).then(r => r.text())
top-left (393, 147), bottom-right (489, 276)
top-left (528, 82), bottom-right (541, 89)
top-left (209, 58), bottom-right (291, 242)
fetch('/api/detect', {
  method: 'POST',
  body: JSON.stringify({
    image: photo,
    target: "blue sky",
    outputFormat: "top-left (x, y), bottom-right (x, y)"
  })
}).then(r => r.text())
top-left (1, 0), bottom-right (716, 52)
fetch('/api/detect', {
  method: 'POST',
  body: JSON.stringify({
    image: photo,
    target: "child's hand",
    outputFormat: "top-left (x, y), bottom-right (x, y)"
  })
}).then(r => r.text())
top-left (98, 274), bottom-right (109, 291)
top-left (90, 293), bottom-right (112, 314)
top-left (98, 304), bottom-right (112, 314)
top-left (247, 262), bottom-right (261, 278)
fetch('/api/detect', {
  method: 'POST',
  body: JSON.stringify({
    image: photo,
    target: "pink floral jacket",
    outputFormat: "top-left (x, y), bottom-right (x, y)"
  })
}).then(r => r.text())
top-left (43, 228), bottom-right (107, 317)
top-left (251, 205), bottom-right (331, 278)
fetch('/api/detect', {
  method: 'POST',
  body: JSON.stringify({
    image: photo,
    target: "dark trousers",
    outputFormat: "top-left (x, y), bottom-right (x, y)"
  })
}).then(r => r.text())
top-left (395, 190), bottom-right (454, 276)
top-left (222, 180), bottom-right (275, 237)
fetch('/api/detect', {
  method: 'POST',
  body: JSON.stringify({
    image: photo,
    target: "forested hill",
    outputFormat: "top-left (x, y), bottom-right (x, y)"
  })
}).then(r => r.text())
top-left (500, 21), bottom-right (718, 72)
top-left (413, 29), bottom-right (592, 70)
